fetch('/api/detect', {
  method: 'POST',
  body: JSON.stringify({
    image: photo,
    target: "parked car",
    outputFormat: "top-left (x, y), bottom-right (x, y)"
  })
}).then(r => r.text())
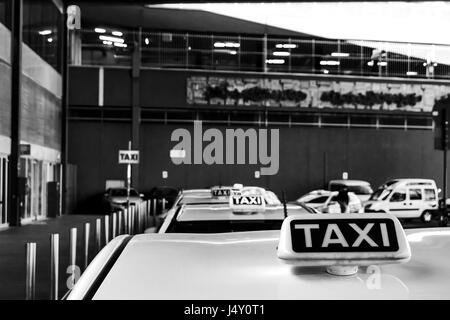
top-left (328, 179), bottom-right (373, 202)
top-left (364, 179), bottom-right (439, 222)
top-left (294, 189), bottom-right (363, 213)
top-left (103, 187), bottom-right (144, 213)
top-left (144, 186), bottom-right (181, 212)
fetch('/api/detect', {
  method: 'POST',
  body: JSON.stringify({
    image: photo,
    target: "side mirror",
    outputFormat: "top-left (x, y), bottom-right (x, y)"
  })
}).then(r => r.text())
top-left (438, 188), bottom-right (442, 194)
top-left (140, 193), bottom-right (145, 198)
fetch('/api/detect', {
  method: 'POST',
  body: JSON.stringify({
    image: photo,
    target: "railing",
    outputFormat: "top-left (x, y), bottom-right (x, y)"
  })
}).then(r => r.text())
top-left (73, 29), bottom-right (450, 80)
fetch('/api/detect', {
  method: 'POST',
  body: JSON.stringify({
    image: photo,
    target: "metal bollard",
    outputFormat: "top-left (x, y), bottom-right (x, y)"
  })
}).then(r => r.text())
top-left (130, 206), bottom-right (135, 235)
top-left (69, 228), bottom-right (77, 268)
top-left (104, 215), bottom-right (110, 245)
top-left (152, 198), bottom-right (157, 216)
top-left (83, 223), bottom-right (90, 270)
top-left (145, 201), bottom-right (150, 228)
top-left (25, 242), bottom-right (36, 300)
top-left (50, 234), bottom-right (59, 300)
top-left (69, 228), bottom-right (77, 290)
top-left (95, 218), bottom-right (101, 252)
top-left (118, 210), bottom-right (123, 235)
top-left (112, 212), bottom-right (117, 239)
top-left (124, 209), bottom-right (129, 234)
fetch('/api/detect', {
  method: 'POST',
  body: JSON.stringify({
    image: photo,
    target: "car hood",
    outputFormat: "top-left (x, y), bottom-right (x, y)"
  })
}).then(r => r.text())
top-left (109, 196), bottom-right (141, 204)
top-left (91, 228), bottom-right (450, 300)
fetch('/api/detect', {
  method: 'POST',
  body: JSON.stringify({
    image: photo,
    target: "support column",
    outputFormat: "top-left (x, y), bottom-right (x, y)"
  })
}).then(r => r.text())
top-left (61, 6), bottom-right (68, 215)
top-left (131, 28), bottom-right (142, 188)
top-left (8, 0), bottom-right (23, 226)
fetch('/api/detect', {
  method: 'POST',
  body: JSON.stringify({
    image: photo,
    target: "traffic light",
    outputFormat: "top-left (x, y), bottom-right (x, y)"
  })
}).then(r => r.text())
top-left (433, 95), bottom-right (450, 150)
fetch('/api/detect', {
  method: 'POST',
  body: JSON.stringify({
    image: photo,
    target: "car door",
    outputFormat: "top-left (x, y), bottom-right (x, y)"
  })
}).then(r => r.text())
top-left (388, 188), bottom-right (409, 218)
top-left (406, 188), bottom-right (424, 218)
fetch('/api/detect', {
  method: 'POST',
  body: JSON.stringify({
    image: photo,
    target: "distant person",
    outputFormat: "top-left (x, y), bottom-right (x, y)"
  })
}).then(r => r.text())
top-left (335, 188), bottom-right (350, 213)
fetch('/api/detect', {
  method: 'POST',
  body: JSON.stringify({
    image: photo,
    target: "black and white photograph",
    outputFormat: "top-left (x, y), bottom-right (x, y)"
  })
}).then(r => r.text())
top-left (1, 0), bottom-right (450, 307)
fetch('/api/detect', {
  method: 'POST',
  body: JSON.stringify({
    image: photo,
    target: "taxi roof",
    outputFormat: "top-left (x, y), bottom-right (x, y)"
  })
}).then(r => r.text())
top-left (176, 203), bottom-right (308, 222)
top-left (85, 228), bottom-right (450, 299)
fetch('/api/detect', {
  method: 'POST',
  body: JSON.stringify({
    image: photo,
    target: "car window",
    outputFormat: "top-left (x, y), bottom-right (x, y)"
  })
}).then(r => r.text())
top-left (166, 220), bottom-right (284, 233)
top-left (301, 195), bottom-right (329, 204)
top-left (424, 189), bottom-right (437, 201)
top-left (110, 189), bottom-right (139, 197)
top-left (409, 188), bottom-right (422, 200)
top-left (390, 189), bottom-right (406, 202)
top-left (370, 188), bottom-right (392, 201)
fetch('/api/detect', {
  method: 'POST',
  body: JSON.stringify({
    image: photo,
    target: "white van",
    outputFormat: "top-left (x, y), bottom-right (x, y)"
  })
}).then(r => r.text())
top-left (364, 179), bottom-right (439, 222)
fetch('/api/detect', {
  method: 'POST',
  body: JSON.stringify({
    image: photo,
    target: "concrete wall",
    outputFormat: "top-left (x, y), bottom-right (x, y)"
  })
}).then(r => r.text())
top-left (68, 65), bottom-right (447, 206)
top-left (69, 119), bottom-right (443, 203)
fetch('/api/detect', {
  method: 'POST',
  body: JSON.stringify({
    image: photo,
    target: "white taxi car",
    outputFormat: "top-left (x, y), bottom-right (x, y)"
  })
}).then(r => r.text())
top-left (295, 190), bottom-right (363, 213)
top-left (66, 194), bottom-right (450, 300)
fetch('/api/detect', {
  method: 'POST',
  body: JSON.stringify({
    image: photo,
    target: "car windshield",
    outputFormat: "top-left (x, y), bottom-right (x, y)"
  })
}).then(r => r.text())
top-left (178, 196), bottom-right (228, 205)
top-left (369, 188), bottom-right (392, 201)
top-left (330, 183), bottom-right (373, 194)
top-left (110, 189), bottom-right (139, 197)
top-left (298, 195), bottom-right (329, 204)
top-left (165, 220), bottom-right (284, 233)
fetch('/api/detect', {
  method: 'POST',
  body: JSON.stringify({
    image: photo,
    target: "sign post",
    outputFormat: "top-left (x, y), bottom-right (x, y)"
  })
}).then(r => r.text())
top-left (119, 141), bottom-right (140, 232)
top-left (433, 98), bottom-right (450, 226)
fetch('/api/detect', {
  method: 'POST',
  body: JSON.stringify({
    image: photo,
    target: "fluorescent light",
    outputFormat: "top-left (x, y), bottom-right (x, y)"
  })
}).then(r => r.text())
top-left (377, 61), bottom-right (387, 66)
top-left (103, 40), bottom-right (113, 45)
top-left (320, 60), bottom-right (340, 66)
top-left (47, 38), bottom-right (53, 43)
top-left (273, 51), bottom-right (290, 56)
top-left (224, 42), bottom-right (240, 48)
top-left (275, 43), bottom-right (297, 49)
top-left (266, 59), bottom-right (285, 64)
top-left (367, 60), bottom-right (374, 66)
top-left (331, 52), bottom-right (349, 57)
top-left (214, 41), bottom-right (240, 48)
top-left (114, 42), bottom-right (127, 48)
top-left (406, 71), bottom-right (417, 76)
top-left (38, 30), bottom-right (52, 36)
top-left (213, 49), bottom-right (237, 55)
top-left (112, 31), bottom-right (123, 37)
top-left (99, 35), bottom-right (124, 43)
top-left (94, 28), bottom-right (106, 33)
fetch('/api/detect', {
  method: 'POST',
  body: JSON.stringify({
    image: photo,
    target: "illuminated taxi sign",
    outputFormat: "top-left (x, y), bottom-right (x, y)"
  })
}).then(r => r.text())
top-left (211, 187), bottom-right (232, 198)
top-left (229, 195), bottom-right (265, 212)
top-left (278, 213), bottom-right (411, 267)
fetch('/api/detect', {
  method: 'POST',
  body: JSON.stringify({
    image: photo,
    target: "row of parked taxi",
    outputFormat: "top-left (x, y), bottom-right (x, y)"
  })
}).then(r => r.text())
top-left (102, 178), bottom-right (441, 225)
top-left (298, 178), bottom-right (440, 223)
top-left (66, 180), bottom-right (450, 299)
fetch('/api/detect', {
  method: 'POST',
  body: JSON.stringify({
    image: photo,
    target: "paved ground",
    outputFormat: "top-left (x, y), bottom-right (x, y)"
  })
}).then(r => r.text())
top-left (0, 214), bottom-right (103, 300)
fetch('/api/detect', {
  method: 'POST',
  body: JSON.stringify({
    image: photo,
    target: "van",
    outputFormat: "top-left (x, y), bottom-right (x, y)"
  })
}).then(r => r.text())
top-left (364, 179), bottom-right (439, 222)
top-left (328, 180), bottom-right (373, 202)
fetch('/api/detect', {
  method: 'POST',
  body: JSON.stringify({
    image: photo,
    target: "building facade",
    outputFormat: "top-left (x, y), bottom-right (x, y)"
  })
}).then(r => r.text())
top-left (0, 0), bottom-right (63, 227)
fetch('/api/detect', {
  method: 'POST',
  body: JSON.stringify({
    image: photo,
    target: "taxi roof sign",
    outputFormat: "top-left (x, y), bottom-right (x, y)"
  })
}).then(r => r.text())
top-left (211, 187), bottom-right (232, 198)
top-left (229, 195), bottom-right (265, 212)
top-left (277, 213), bottom-right (411, 269)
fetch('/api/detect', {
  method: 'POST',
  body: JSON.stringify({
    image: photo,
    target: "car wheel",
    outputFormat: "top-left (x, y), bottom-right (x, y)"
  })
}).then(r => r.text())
top-left (421, 210), bottom-right (432, 223)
